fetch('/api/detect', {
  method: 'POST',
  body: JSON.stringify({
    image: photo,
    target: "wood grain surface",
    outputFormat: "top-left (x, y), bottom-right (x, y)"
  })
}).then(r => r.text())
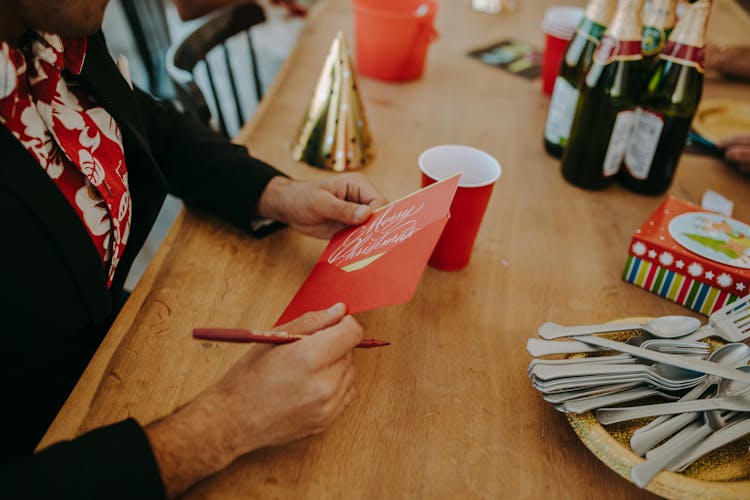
top-left (41, 0), bottom-right (750, 498)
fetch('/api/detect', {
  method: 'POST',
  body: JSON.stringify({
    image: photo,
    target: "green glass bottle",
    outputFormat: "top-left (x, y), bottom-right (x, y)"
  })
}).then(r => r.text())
top-left (560, 0), bottom-right (645, 190)
top-left (641, 0), bottom-right (677, 67)
top-left (620, 0), bottom-right (712, 195)
top-left (543, 0), bottom-right (616, 158)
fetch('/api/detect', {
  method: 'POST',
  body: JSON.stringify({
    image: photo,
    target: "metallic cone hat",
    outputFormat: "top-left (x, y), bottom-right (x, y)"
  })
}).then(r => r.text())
top-left (292, 32), bottom-right (374, 171)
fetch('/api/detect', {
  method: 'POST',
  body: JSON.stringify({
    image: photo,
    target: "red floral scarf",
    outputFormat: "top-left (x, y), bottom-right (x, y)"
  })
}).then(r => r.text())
top-left (0, 33), bottom-right (131, 287)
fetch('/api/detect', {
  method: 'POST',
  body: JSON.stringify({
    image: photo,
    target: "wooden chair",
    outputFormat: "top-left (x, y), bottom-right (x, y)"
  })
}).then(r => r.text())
top-left (166, 2), bottom-right (266, 137)
top-left (120, 0), bottom-right (174, 98)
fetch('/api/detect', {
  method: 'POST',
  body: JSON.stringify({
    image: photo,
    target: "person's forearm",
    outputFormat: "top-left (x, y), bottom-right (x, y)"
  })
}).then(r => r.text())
top-left (144, 390), bottom-right (254, 498)
top-left (256, 175), bottom-right (295, 222)
top-left (143, 306), bottom-right (364, 496)
top-left (131, 88), bottom-right (284, 232)
top-left (706, 45), bottom-right (750, 81)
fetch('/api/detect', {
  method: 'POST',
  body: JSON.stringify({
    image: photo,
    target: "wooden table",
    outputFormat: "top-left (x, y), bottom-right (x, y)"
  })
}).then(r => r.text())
top-left (42, 0), bottom-right (750, 497)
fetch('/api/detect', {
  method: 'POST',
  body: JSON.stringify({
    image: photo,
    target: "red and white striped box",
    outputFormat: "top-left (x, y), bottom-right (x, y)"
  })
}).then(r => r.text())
top-left (622, 196), bottom-right (750, 315)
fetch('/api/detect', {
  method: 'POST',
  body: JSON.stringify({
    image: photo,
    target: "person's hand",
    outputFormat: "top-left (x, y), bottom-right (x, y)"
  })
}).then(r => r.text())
top-left (257, 174), bottom-right (388, 238)
top-left (145, 303), bottom-right (364, 497)
top-left (208, 303), bottom-right (363, 451)
top-left (718, 134), bottom-right (750, 175)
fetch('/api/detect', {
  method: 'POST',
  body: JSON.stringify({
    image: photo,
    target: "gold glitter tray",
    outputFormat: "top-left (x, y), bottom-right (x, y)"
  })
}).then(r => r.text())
top-left (565, 319), bottom-right (750, 499)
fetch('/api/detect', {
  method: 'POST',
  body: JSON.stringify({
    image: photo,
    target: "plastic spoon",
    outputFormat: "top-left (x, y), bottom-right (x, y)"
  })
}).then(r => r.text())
top-left (532, 364), bottom-right (705, 393)
top-left (528, 354), bottom-right (634, 374)
top-left (597, 366), bottom-right (750, 424)
top-left (526, 336), bottom-right (707, 357)
top-left (531, 362), bottom-right (706, 390)
top-left (541, 382), bottom-right (640, 404)
top-left (538, 316), bottom-right (701, 340)
top-left (630, 342), bottom-right (750, 456)
top-left (562, 385), bottom-right (683, 414)
top-left (671, 414), bottom-right (750, 472)
top-left (630, 408), bottom-right (741, 488)
top-left (632, 384), bottom-right (747, 489)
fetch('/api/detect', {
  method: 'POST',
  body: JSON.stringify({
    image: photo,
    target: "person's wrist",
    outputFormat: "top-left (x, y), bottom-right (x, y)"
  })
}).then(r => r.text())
top-left (202, 383), bottom-right (268, 459)
top-left (145, 390), bottom-right (253, 497)
top-left (715, 44), bottom-right (727, 73)
top-left (256, 175), bottom-right (293, 223)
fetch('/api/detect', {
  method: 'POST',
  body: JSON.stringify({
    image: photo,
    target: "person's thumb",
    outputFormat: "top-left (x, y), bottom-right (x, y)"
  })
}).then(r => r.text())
top-left (323, 195), bottom-right (372, 226)
top-left (275, 303), bottom-right (348, 336)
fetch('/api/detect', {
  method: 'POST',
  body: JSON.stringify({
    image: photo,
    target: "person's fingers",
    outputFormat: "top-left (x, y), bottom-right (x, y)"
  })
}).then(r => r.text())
top-left (718, 134), bottom-right (750, 148)
top-left (275, 303), bottom-right (348, 336)
top-left (340, 173), bottom-right (388, 208)
top-left (320, 174), bottom-right (387, 215)
top-left (315, 191), bottom-right (372, 225)
top-left (297, 315), bottom-right (364, 366)
top-left (725, 144), bottom-right (750, 164)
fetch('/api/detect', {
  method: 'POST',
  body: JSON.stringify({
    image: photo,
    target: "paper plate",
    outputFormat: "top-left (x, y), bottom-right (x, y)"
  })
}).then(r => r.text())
top-left (565, 319), bottom-right (750, 499)
top-left (691, 99), bottom-right (750, 144)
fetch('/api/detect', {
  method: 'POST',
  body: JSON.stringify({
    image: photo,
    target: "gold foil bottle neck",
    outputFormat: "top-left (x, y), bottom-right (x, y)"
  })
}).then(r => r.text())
top-left (642, 0), bottom-right (677, 29)
top-left (584, 0), bottom-right (616, 26)
top-left (668, 0), bottom-right (712, 47)
top-left (606, 0), bottom-right (645, 41)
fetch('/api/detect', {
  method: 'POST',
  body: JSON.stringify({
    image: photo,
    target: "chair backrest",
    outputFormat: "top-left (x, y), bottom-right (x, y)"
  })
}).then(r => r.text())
top-left (166, 2), bottom-right (266, 137)
top-left (120, 0), bottom-right (173, 98)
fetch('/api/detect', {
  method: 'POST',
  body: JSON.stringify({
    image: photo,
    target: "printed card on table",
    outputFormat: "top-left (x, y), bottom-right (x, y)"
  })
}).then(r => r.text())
top-left (468, 39), bottom-right (542, 80)
top-left (275, 175), bottom-right (461, 325)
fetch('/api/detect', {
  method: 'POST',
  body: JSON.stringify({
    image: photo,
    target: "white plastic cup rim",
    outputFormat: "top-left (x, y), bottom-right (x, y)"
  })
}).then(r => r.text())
top-left (541, 6), bottom-right (583, 39)
top-left (419, 145), bottom-right (501, 188)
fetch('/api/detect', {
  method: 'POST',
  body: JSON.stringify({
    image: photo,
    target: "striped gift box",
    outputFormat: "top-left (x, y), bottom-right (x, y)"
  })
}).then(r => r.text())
top-left (622, 196), bottom-right (749, 316)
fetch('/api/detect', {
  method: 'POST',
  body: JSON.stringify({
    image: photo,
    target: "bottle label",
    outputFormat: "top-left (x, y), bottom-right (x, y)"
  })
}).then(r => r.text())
top-left (642, 26), bottom-right (673, 55)
top-left (544, 77), bottom-right (580, 145)
top-left (577, 18), bottom-right (607, 45)
top-left (602, 109), bottom-right (635, 176)
top-left (659, 41), bottom-right (705, 72)
top-left (624, 108), bottom-right (664, 179)
top-left (594, 35), bottom-right (643, 65)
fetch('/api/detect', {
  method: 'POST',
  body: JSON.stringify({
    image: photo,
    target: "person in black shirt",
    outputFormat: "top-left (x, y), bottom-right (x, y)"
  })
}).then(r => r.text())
top-left (0, 0), bottom-right (386, 497)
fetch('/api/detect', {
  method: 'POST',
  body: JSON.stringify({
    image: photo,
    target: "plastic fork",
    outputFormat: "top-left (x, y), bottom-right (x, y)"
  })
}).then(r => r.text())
top-left (679, 295), bottom-right (750, 342)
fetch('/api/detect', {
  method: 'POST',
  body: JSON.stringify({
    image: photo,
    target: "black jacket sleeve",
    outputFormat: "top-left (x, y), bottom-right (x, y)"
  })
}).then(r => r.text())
top-left (2, 419), bottom-right (166, 500)
top-left (131, 86), bottom-right (286, 233)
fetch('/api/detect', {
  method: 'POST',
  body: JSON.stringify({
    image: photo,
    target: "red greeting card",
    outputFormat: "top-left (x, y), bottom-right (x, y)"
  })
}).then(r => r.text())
top-left (276, 175), bottom-right (460, 325)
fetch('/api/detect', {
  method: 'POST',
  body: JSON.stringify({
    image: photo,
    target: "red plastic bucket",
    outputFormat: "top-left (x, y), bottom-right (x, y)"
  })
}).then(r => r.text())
top-left (353, 0), bottom-right (438, 81)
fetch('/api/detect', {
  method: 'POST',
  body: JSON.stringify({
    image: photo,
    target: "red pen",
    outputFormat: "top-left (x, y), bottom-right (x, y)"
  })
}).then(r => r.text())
top-left (193, 328), bottom-right (390, 348)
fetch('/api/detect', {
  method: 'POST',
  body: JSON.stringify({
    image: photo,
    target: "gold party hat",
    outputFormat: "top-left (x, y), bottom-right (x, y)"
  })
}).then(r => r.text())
top-left (292, 32), bottom-right (374, 171)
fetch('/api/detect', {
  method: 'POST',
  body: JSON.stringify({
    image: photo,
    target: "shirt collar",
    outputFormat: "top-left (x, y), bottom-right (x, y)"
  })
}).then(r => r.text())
top-left (0, 32), bottom-right (87, 98)
top-left (26, 32), bottom-right (87, 75)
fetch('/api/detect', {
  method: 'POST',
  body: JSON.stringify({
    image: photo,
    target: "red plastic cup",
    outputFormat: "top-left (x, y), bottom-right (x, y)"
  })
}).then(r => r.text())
top-left (541, 7), bottom-right (583, 95)
top-left (419, 145), bottom-right (501, 271)
top-left (353, 0), bottom-right (438, 81)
